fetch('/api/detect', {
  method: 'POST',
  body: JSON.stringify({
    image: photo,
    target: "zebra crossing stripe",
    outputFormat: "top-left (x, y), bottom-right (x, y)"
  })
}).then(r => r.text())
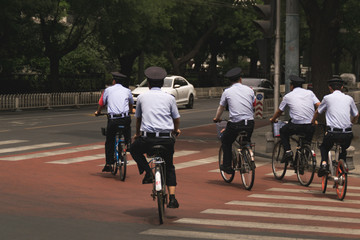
top-left (0, 145), bottom-right (103, 161)
top-left (0, 140), bottom-right (28, 146)
top-left (227, 200), bottom-right (360, 213)
top-left (0, 142), bottom-right (69, 154)
top-left (248, 193), bottom-right (360, 204)
top-left (202, 208), bottom-right (360, 224)
top-left (47, 154), bottom-right (105, 164)
top-left (140, 229), bottom-right (313, 240)
top-left (174, 150), bottom-right (200, 157)
top-left (209, 162), bottom-right (267, 172)
top-left (283, 182), bottom-right (360, 191)
top-left (175, 156), bottom-right (218, 170)
top-left (174, 218), bottom-right (360, 236)
top-left (267, 187), bottom-right (360, 197)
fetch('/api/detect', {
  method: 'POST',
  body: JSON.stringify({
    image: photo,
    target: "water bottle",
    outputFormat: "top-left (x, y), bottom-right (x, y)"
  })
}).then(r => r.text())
top-left (155, 171), bottom-right (162, 191)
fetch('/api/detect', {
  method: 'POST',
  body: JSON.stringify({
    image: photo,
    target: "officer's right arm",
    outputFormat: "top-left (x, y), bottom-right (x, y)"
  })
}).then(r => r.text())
top-left (213, 105), bottom-right (225, 122)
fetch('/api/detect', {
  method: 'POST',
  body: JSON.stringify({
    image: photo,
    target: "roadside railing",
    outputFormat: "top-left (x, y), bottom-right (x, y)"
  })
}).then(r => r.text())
top-left (0, 92), bottom-right (102, 111)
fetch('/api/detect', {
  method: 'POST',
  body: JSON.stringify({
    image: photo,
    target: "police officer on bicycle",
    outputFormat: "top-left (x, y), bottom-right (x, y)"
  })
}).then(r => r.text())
top-left (312, 77), bottom-right (359, 177)
top-left (95, 72), bottom-right (134, 172)
top-left (130, 66), bottom-right (181, 209)
top-left (213, 67), bottom-right (255, 174)
top-left (270, 75), bottom-right (320, 164)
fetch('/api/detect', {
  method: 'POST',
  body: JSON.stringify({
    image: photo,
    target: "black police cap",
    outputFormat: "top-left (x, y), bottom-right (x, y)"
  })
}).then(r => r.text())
top-left (328, 77), bottom-right (344, 84)
top-left (144, 66), bottom-right (167, 81)
top-left (111, 72), bottom-right (127, 80)
top-left (289, 75), bottom-right (305, 84)
top-left (224, 67), bottom-right (242, 81)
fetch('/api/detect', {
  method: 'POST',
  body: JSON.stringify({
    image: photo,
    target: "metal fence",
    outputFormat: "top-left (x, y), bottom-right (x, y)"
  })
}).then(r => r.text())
top-left (0, 92), bottom-right (102, 111)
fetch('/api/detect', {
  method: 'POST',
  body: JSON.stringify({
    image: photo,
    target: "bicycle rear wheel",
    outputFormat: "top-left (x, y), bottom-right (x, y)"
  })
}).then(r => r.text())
top-left (296, 145), bottom-right (316, 186)
top-left (240, 147), bottom-right (255, 190)
top-left (119, 143), bottom-right (127, 181)
top-left (155, 165), bottom-right (166, 224)
top-left (336, 160), bottom-right (348, 200)
top-left (218, 146), bottom-right (235, 183)
top-left (272, 141), bottom-right (287, 180)
top-left (111, 137), bottom-right (119, 175)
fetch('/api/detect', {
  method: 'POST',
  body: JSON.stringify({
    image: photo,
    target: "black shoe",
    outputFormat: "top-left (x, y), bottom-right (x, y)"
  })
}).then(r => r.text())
top-left (142, 172), bottom-right (154, 184)
top-left (318, 165), bottom-right (328, 177)
top-left (220, 165), bottom-right (234, 174)
top-left (102, 165), bottom-right (112, 172)
top-left (281, 151), bottom-right (293, 163)
top-left (167, 197), bottom-right (179, 208)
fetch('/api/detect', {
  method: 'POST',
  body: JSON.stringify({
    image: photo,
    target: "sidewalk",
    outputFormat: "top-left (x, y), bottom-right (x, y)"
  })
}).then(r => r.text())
top-left (253, 120), bottom-right (360, 176)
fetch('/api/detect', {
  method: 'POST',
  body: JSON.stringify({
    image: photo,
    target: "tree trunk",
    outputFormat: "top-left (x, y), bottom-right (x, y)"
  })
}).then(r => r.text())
top-left (49, 56), bottom-right (60, 92)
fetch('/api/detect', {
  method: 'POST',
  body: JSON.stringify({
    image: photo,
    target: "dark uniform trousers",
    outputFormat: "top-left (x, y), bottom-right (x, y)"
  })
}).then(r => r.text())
top-left (320, 131), bottom-right (353, 164)
top-left (280, 122), bottom-right (314, 151)
top-left (130, 136), bottom-right (177, 186)
top-left (105, 116), bottom-right (131, 164)
top-left (221, 120), bottom-right (254, 167)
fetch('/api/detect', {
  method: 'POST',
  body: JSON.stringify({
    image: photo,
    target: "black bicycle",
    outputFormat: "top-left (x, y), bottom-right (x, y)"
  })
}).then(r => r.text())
top-left (217, 121), bottom-right (256, 190)
top-left (148, 145), bottom-right (167, 224)
top-left (272, 122), bottom-right (316, 186)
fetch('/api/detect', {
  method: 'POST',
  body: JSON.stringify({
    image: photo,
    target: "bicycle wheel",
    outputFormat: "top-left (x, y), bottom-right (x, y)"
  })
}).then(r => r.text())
top-left (336, 160), bottom-right (348, 200)
top-left (218, 146), bottom-right (235, 183)
top-left (272, 141), bottom-right (287, 180)
top-left (296, 145), bottom-right (316, 186)
top-left (155, 165), bottom-right (165, 224)
top-left (240, 147), bottom-right (255, 190)
top-left (119, 143), bottom-right (127, 181)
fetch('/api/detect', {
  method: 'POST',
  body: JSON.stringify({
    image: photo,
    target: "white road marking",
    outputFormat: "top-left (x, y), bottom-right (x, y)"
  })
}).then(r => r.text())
top-left (0, 142), bottom-right (69, 154)
top-left (227, 200), bottom-right (360, 213)
top-left (0, 145), bottom-right (103, 161)
top-left (174, 150), bottom-right (200, 157)
top-left (174, 218), bottom-right (360, 236)
top-left (0, 140), bottom-right (28, 146)
top-left (248, 193), bottom-right (360, 204)
top-left (47, 154), bottom-right (105, 164)
top-left (267, 187), bottom-right (360, 197)
top-left (283, 182), bottom-right (360, 191)
top-left (140, 229), bottom-right (313, 240)
top-left (175, 156), bottom-right (218, 170)
top-left (202, 208), bottom-right (360, 224)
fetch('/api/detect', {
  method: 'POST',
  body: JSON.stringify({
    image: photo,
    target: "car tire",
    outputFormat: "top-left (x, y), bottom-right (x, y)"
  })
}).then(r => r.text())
top-left (186, 94), bottom-right (194, 109)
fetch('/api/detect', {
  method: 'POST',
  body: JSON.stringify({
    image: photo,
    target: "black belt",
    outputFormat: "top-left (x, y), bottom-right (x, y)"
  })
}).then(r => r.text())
top-left (108, 113), bottom-right (129, 119)
top-left (327, 127), bottom-right (352, 132)
top-left (141, 132), bottom-right (172, 137)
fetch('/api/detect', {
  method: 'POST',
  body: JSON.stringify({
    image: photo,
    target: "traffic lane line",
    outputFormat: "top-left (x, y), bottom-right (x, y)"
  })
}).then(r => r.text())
top-left (0, 142), bottom-right (70, 154)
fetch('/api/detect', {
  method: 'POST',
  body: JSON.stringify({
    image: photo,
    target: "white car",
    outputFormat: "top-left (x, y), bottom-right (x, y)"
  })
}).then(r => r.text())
top-left (132, 75), bottom-right (196, 109)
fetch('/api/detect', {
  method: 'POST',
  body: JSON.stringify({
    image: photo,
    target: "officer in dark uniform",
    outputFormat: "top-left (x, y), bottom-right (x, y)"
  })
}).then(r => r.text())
top-left (130, 66), bottom-right (181, 208)
top-left (270, 75), bottom-right (320, 163)
top-left (312, 77), bottom-right (359, 177)
top-left (95, 72), bottom-right (134, 172)
top-left (213, 67), bottom-right (255, 174)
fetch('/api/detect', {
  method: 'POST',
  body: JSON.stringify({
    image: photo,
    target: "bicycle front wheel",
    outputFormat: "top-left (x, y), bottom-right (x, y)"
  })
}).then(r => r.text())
top-left (119, 143), bottom-right (127, 181)
top-left (272, 141), bottom-right (287, 180)
top-left (336, 160), bottom-right (348, 200)
top-left (218, 146), bottom-right (235, 183)
top-left (240, 147), bottom-right (255, 190)
top-left (296, 145), bottom-right (316, 186)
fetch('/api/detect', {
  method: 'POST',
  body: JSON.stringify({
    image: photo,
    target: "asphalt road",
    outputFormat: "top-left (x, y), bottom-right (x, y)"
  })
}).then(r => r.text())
top-left (1, 99), bottom-right (360, 240)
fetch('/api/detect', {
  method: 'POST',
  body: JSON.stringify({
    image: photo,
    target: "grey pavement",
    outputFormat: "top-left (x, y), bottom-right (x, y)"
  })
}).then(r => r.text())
top-left (253, 119), bottom-right (360, 177)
